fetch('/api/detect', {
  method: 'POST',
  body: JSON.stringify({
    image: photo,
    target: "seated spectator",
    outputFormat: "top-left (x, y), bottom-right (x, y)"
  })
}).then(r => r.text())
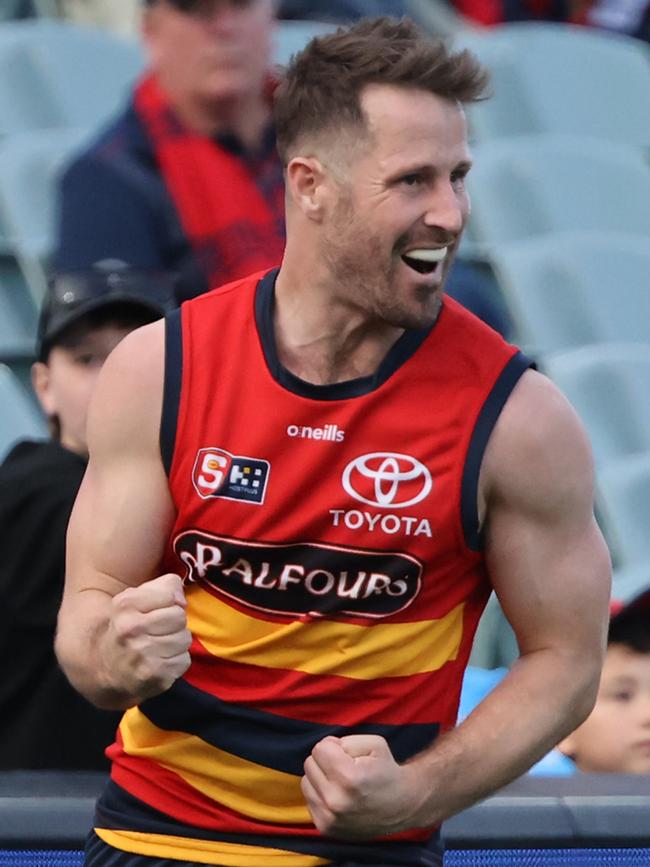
top-left (0, 261), bottom-right (170, 770)
top-left (559, 586), bottom-right (650, 774)
top-left (461, 586), bottom-right (650, 775)
top-left (55, 0), bottom-right (285, 303)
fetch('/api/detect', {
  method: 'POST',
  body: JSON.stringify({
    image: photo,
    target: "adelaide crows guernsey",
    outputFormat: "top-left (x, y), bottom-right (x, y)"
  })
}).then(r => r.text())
top-left (95, 268), bottom-right (531, 866)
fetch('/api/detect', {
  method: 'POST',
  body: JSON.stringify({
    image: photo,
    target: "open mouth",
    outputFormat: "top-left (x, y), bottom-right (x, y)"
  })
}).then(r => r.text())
top-left (401, 247), bottom-right (448, 275)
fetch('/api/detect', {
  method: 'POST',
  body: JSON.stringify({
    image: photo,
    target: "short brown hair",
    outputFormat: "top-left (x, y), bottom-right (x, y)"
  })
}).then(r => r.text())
top-left (274, 16), bottom-right (489, 164)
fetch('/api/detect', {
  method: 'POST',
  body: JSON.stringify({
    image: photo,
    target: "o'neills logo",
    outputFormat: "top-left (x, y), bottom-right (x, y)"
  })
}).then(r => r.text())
top-left (174, 530), bottom-right (422, 620)
top-left (287, 423), bottom-right (345, 442)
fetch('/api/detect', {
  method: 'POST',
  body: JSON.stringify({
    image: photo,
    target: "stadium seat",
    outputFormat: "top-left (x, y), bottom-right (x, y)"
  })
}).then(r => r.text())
top-left (0, 126), bottom-right (94, 301)
top-left (0, 273), bottom-right (38, 361)
top-left (0, 19), bottom-right (143, 136)
top-left (597, 452), bottom-right (650, 575)
top-left (455, 22), bottom-right (650, 147)
top-left (543, 344), bottom-right (650, 468)
top-left (465, 135), bottom-right (650, 249)
top-left (273, 19), bottom-right (337, 65)
top-left (489, 231), bottom-right (650, 356)
top-left (0, 363), bottom-right (47, 461)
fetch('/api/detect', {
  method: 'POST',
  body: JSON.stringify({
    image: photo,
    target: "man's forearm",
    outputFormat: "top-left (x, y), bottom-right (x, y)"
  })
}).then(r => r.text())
top-left (403, 646), bottom-right (600, 828)
top-left (55, 589), bottom-right (141, 710)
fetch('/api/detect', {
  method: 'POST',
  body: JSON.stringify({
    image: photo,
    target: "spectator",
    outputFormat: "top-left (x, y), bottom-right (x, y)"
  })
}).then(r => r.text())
top-left (54, 0), bottom-right (285, 304)
top-left (462, 586), bottom-right (650, 775)
top-left (0, 261), bottom-right (170, 770)
top-left (558, 586), bottom-right (650, 774)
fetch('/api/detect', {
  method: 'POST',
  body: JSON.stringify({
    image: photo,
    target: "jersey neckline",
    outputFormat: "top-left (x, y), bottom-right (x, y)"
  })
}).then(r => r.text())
top-left (255, 268), bottom-right (436, 401)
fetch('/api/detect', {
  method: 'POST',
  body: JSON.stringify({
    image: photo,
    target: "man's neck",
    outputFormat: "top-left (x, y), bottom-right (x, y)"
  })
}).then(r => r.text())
top-left (273, 262), bottom-right (404, 386)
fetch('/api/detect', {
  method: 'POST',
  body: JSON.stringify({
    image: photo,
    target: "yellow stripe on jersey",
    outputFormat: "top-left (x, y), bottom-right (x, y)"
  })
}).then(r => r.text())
top-left (95, 829), bottom-right (329, 866)
top-left (119, 708), bottom-right (310, 824)
top-left (186, 586), bottom-right (464, 679)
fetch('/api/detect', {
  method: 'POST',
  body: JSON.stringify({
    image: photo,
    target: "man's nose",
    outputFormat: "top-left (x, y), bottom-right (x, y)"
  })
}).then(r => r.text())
top-left (423, 182), bottom-right (466, 236)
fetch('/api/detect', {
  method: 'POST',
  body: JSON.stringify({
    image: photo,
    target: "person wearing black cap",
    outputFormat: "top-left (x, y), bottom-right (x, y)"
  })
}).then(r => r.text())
top-left (0, 261), bottom-right (169, 770)
top-left (557, 587), bottom-right (650, 774)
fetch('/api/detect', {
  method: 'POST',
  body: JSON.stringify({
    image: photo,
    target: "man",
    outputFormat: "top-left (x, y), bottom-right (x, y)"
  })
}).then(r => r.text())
top-left (56, 17), bottom-right (611, 866)
top-left (0, 261), bottom-right (169, 770)
top-left (54, 0), bottom-right (285, 303)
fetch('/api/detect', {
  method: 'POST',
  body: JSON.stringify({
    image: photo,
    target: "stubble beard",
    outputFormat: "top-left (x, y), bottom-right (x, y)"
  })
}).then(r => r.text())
top-left (320, 226), bottom-right (444, 331)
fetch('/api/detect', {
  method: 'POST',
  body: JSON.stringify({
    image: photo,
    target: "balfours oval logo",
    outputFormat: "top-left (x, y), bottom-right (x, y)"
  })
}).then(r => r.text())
top-left (174, 530), bottom-right (422, 620)
top-left (342, 452), bottom-right (433, 509)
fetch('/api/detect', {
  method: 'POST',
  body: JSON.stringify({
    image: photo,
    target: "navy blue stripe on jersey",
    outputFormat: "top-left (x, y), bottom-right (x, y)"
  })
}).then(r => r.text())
top-left (95, 781), bottom-right (442, 865)
top-left (160, 308), bottom-right (183, 476)
top-left (461, 351), bottom-right (534, 551)
top-left (140, 678), bottom-right (439, 775)
top-left (255, 269), bottom-right (434, 401)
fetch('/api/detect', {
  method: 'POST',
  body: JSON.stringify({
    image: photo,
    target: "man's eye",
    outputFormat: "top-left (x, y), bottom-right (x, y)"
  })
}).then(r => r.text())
top-left (401, 174), bottom-right (422, 187)
top-left (451, 170), bottom-right (467, 186)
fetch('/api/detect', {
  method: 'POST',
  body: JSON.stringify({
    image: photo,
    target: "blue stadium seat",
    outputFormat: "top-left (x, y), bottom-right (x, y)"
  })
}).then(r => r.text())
top-left (543, 343), bottom-right (650, 468)
top-left (597, 453), bottom-right (650, 580)
top-left (489, 231), bottom-right (650, 356)
top-left (0, 126), bottom-right (94, 301)
top-left (465, 135), bottom-right (650, 249)
top-left (0, 363), bottom-right (47, 461)
top-left (273, 19), bottom-right (337, 65)
top-left (456, 22), bottom-right (650, 147)
top-left (0, 19), bottom-right (143, 136)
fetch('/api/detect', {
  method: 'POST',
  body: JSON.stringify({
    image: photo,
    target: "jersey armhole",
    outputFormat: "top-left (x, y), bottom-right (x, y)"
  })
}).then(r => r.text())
top-left (160, 308), bottom-right (183, 477)
top-left (461, 351), bottom-right (534, 551)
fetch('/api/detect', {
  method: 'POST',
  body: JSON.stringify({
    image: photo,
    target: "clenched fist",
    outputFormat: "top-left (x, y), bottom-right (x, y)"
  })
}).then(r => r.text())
top-left (301, 734), bottom-right (424, 839)
top-left (100, 573), bottom-right (192, 705)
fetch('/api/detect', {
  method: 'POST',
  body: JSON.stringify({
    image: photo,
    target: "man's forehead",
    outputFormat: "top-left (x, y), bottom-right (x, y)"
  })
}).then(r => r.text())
top-left (358, 85), bottom-right (470, 165)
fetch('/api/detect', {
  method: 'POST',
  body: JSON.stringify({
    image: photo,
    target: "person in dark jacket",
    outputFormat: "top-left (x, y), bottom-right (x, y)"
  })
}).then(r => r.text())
top-left (0, 261), bottom-right (170, 770)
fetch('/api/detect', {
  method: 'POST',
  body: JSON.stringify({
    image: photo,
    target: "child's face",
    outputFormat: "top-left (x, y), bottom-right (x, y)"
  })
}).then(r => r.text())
top-left (32, 323), bottom-right (135, 456)
top-left (561, 644), bottom-right (650, 774)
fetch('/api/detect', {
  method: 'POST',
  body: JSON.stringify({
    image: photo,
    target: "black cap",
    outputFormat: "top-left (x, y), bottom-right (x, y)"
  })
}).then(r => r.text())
top-left (611, 586), bottom-right (650, 624)
top-left (37, 260), bottom-right (176, 361)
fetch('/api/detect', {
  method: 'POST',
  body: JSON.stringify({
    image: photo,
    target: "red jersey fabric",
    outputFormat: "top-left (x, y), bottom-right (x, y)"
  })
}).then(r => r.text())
top-left (95, 269), bottom-right (531, 866)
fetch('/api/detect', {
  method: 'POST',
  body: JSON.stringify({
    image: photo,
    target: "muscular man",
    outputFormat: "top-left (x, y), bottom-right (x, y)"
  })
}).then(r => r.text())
top-left (56, 17), bottom-right (611, 867)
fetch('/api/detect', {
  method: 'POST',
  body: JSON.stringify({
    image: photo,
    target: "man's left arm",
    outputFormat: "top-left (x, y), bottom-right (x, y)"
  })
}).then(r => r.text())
top-left (302, 370), bottom-right (611, 837)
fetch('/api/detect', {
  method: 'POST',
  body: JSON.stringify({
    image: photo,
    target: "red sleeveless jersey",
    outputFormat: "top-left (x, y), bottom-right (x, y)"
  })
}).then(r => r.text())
top-left (96, 269), bottom-right (531, 866)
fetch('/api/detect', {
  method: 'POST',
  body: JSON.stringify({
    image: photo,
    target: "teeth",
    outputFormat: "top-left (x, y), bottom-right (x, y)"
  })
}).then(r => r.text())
top-left (404, 247), bottom-right (448, 263)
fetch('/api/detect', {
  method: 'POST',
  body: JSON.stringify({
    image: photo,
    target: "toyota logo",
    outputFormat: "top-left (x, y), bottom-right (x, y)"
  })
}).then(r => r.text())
top-left (342, 452), bottom-right (433, 509)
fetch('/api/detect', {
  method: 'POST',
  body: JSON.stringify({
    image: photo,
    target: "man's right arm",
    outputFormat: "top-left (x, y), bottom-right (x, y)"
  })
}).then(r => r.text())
top-left (55, 320), bottom-right (192, 710)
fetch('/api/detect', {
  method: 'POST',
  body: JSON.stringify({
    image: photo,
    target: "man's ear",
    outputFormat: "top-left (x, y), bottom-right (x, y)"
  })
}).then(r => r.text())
top-left (285, 156), bottom-right (330, 222)
top-left (31, 361), bottom-right (56, 417)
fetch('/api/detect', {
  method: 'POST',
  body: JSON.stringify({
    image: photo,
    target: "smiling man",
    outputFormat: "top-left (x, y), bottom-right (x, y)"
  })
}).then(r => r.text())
top-left (56, 17), bottom-right (611, 867)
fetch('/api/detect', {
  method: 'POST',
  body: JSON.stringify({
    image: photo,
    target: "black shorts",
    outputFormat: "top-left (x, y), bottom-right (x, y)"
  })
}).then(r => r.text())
top-left (84, 831), bottom-right (443, 867)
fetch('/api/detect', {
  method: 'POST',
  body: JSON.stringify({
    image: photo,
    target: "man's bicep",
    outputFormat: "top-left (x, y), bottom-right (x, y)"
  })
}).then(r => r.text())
top-left (65, 322), bottom-right (175, 597)
top-left (482, 372), bottom-right (611, 657)
top-left (66, 453), bottom-right (174, 596)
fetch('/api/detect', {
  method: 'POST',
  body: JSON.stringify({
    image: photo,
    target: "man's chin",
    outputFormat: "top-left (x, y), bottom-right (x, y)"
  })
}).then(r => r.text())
top-left (381, 296), bottom-right (443, 332)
